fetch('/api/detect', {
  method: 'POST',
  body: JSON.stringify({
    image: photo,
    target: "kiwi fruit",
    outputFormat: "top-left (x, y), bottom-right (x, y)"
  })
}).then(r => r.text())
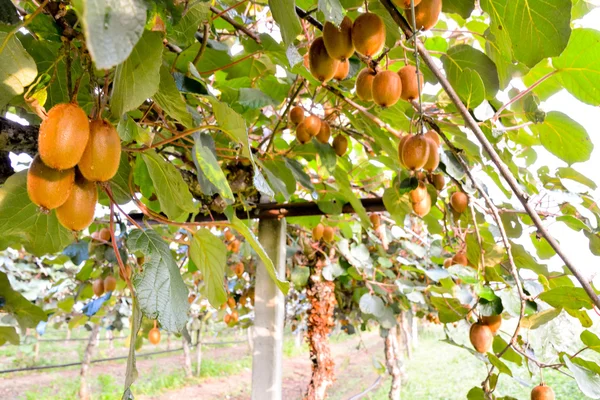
top-left (412, 192), bottom-right (431, 217)
top-left (370, 213), bottom-right (381, 229)
top-left (402, 134), bottom-right (430, 170)
top-left (313, 223), bottom-right (324, 241)
top-left (104, 276), bottom-right (117, 292)
top-left (452, 252), bottom-right (468, 266)
top-left (450, 191), bottom-right (469, 213)
top-left (296, 122), bottom-right (312, 144)
top-left (290, 106), bottom-right (305, 125)
top-left (224, 314), bottom-right (231, 324)
top-left (304, 115), bottom-right (322, 137)
top-left (372, 70), bottom-right (402, 107)
top-left (119, 264), bottom-right (132, 281)
top-left (231, 310), bottom-right (239, 323)
top-left (228, 297), bottom-right (236, 308)
top-left (99, 228), bottom-right (111, 242)
top-left (316, 121), bottom-right (331, 144)
top-left (78, 119), bottom-right (121, 182)
top-left (394, 0), bottom-right (422, 7)
top-left (398, 65), bottom-right (424, 101)
top-left (230, 239), bottom-right (241, 253)
top-left (323, 226), bottom-right (335, 242)
top-left (334, 59), bottom-right (350, 80)
top-left (424, 130), bottom-right (440, 146)
top-left (352, 13), bottom-right (386, 57)
top-left (148, 327), bottom-right (161, 345)
top-left (409, 181), bottom-right (428, 204)
top-left (443, 257), bottom-right (453, 268)
top-left (405, 0), bottom-right (442, 31)
top-left (423, 136), bottom-right (440, 171)
top-left (332, 135), bottom-right (348, 156)
top-left (470, 323), bottom-right (493, 353)
top-left (431, 173), bottom-right (445, 191)
top-left (309, 37), bottom-right (340, 82)
top-left (39, 103), bottom-right (90, 170)
top-left (323, 16), bottom-right (355, 61)
top-left (92, 278), bottom-right (104, 297)
top-left (27, 155), bottom-right (75, 210)
top-left (56, 174), bottom-right (98, 231)
top-left (188, 294), bottom-right (197, 304)
top-left (398, 134), bottom-right (411, 167)
top-left (233, 262), bottom-right (245, 277)
top-left (482, 315), bottom-right (502, 334)
top-left (531, 384), bottom-right (555, 400)
top-left (356, 68), bottom-right (377, 101)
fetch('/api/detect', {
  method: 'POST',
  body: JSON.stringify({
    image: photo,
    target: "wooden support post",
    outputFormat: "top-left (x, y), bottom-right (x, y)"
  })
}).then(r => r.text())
top-left (251, 218), bottom-right (286, 400)
top-left (182, 336), bottom-right (193, 378)
top-left (79, 324), bottom-right (100, 400)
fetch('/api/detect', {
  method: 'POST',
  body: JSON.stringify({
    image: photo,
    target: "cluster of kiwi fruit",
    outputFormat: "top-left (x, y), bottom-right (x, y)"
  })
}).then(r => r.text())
top-left (312, 222), bottom-right (336, 243)
top-left (27, 102), bottom-right (121, 232)
top-left (469, 314), bottom-right (502, 353)
top-left (289, 106), bottom-right (348, 157)
top-left (92, 275), bottom-right (117, 297)
top-left (224, 228), bottom-right (241, 253)
top-left (393, 0), bottom-right (442, 31)
top-left (223, 296), bottom-right (239, 325)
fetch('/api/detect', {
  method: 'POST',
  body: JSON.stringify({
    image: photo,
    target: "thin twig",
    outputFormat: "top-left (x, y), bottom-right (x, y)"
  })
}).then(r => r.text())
top-left (191, 23), bottom-right (210, 67)
top-left (210, 6), bottom-right (261, 43)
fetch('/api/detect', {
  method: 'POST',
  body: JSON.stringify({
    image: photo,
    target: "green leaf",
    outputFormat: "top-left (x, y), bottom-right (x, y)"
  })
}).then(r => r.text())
top-left (442, 0), bottom-right (475, 19)
top-left (492, 335), bottom-right (522, 365)
top-left (269, 0), bottom-right (302, 44)
top-left (111, 31), bottom-right (163, 117)
top-left (319, 0), bottom-right (343, 25)
top-left (262, 160), bottom-right (296, 200)
top-left (482, 0), bottom-right (571, 68)
top-left (230, 216), bottom-right (289, 294)
top-left (0, 327), bottom-right (19, 346)
top-left (78, 0), bottom-right (147, 69)
top-left (530, 112), bottom-right (593, 165)
top-left (313, 140), bottom-right (337, 172)
top-left (557, 215), bottom-right (589, 232)
top-left (117, 114), bottom-right (153, 145)
top-left (0, 171), bottom-right (73, 256)
top-left (167, 1), bottom-right (210, 47)
top-left (108, 153), bottom-right (133, 205)
top-left (441, 45), bottom-right (499, 100)
top-left (510, 242), bottom-right (547, 275)
top-left (0, 271), bottom-right (47, 330)
top-left (190, 228), bottom-right (228, 308)
top-left (488, 353), bottom-right (513, 376)
top-left (529, 233), bottom-right (555, 260)
top-left (430, 296), bottom-right (469, 323)
top-left (383, 185), bottom-right (411, 226)
top-left (122, 300), bottom-right (142, 399)
top-left (565, 356), bottom-right (600, 398)
top-left (359, 293), bottom-right (385, 316)
top-left (153, 66), bottom-right (193, 128)
top-left (539, 287), bottom-right (594, 310)
top-left (457, 68), bottom-right (485, 109)
top-left (553, 28), bottom-right (600, 106)
top-left (238, 88), bottom-right (278, 109)
top-left (291, 265), bottom-right (310, 288)
top-left (0, 33), bottom-right (38, 109)
top-left (333, 165), bottom-right (370, 229)
top-left (193, 139), bottom-right (234, 204)
top-left (557, 167), bottom-right (597, 190)
top-left (127, 229), bottom-right (189, 332)
top-left (581, 330), bottom-right (600, 352)
top-left (520, 307), bottom-right (562, 329)
top-left (140, 150), bottom-right (197, 220)
top-left (284, 158), bottom-right (316, 195)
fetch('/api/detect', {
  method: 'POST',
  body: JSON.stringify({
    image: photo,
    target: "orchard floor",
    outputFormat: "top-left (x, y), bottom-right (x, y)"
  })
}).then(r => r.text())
top-left (0, 328), bottom-right (584, 399)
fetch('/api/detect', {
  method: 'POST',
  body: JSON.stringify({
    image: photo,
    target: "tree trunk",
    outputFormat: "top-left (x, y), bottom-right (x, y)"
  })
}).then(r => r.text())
top-left (384, 327), bottom-right (402, 400)
top-left (399, 311), bottom-right (412, 359)
top-left (79, 324), bottom-right (100, 400)
top-left (166, 332), bottom-right (171, 350)
top-left (182, 336), bottom-right (193, 378)
top-left (304, 257), bottom-right (336, 400)
top-left (410, 308), bottom-right (419, 348)
top-left (247, 325), bottom-right (254, 353)
top-left (195, 324), bottom-right (203, 377)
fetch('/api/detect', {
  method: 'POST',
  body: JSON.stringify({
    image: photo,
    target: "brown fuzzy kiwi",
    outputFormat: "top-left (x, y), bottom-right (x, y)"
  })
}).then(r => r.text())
top-left (104, 276), bottom-right (117, 292)
top-left (39, 103), bottom-right (90, 170)
top-left (405, 0), bottom-right (442, 31)
top-left (370, 213), bottom-right (381, 229)
top-left (27, 155), bottom-right (75, 210)
top-left (424, 130), bottom-right (440, 145)
top-left (352, 13), bottom-right (386, 57)
top-left (322, 226), bottom-right (335, 242)
top-left (56, 174), bottom-right (98, 231)
top-left (78, 119), bottom-right (121, 182)
top-left (148, 327), bottom-right (161, 344)
top-left (452, 252), bottom-right (468, 266)
top-left (393, 0), bottom-right (422, 7)
top-left (482, 315), bottom-right (502, 334)
top-left (304, 115), bottom-right (322, 137)
top-left (296, 122), bottom-right (312, 144)
top-left (224, 229), bottom-right (235, 242)
top-left (409, 181), bottom-right (428, 204)
top-left (412, 192), bottom-right (431, 217)
top-left (313, 223), bottom-right (325, 241)
top-left (309, 37), bottom-right (340, 82)
top-left (531, 384), bottom-right (555, 400)
top-left (99, 227), bottom-right (111, 241)
top-left (316, 121), bottom-right (331, 144)
top-left (356, 68), bottom-right (377, 101)
top-left (334, 59), bottom-right (350, 80)
top-left (372, 70), bottom-right (402, 107)
top-left (332, 135), bottom-right (348, 156)
top-left (398, 65), bottom-right (424, 101)
top-left (92, 278), bottom-right (104, 297)
top-left (398, 134), bottom-right (411, 167)
top-left (469, 323), bottom-right (493, 353)
top-left (290, 106), bottom-right (305, 125)
top-left (443, 257), bottom-right (453, 268)
top-left (233, 262), bottom-right (245, 277)
top-left (323, 16), bottom-right (355, 61)
top-left (450, 191), bottom-right (469, 213)
top-left (423, 136), bottom-right (440, 172)
top-left (402, 134), bottom-right (430, 170)
top-left (431, 173), bottom-right (445, 191)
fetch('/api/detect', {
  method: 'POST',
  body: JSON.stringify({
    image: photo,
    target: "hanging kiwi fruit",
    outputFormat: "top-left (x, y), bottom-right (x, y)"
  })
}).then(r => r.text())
top-left (334, 59), bottom-right (350, 80)
top-left (398, 65), bottom-right (424, 101)
top-left (431, 173), bottom-right (445, 191)
top-left (56, 173), bottom-right (98, 231)
top-left (370, 213), bottom-right (381, 229)
top-left (423, 135), bottom-right (440, 172)
top-left (78, 119), bottom-right (121, 182)
top-left (469, 322), bottom-right (493, 353)
top-left (450, 191), bottom-right (469, 213)
top-left (412, 192), bottom-right (431, 217)
top-left (355, 68), bottom-right (377, 101)
top-left (38, 103), bottom-right (90, 170)
top-left (296, 123), bottom-right (312, 144)
top-left (316, 120), bottom-right (331, 144)
top-left (531, 384), bottom-right (555, 400)
top-left (27, 155), bottom-right (75, 211)
top-left (304, 115), bottom-right (322, 137)
top-left (290, 106), bottom-right (305, 125)
top-left (372, 70), bottom-right (402, 107)
top-left (332, 135), bottom-right (348, 156)
top-left (398, 134), bottom-right (410, 167)
top-left (313, 223), bottom-right (325, 241)
top-left (309, 37), bottom-right (340, 82)
top-left (322, 226), bottom-right (335, 242)
top-left (409, 181), bottom-right (428, 204)
top-left (481, 315), bottom-right (502, 334)
top-left (352, 13), bottom-right (386, 57)
top-left (401, 134), bottom-right (430, 170)
top-left (405, 0), bottom-right (442, 31)
top-left (323, 16), bottom-right (355, 61)
top-left (92, 278), bottom-right (104, 297)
